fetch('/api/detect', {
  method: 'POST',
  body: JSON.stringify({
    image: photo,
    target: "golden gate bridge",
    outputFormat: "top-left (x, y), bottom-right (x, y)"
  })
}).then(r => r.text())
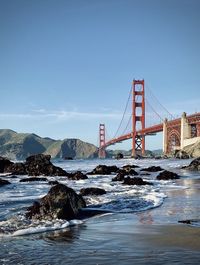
top-left (98, 79), bottom-right (200, 158)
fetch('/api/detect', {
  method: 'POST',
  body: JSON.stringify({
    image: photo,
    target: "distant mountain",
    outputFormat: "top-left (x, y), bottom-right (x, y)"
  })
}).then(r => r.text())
top-left (0, 129), bottom-right (98, 160)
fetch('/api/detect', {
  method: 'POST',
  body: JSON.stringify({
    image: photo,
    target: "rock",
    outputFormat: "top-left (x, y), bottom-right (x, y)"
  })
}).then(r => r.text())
top-left (64, 156), bottom-right (73, 160)
top-left (48, 180), bottom-right (59, 185)
top-left (156, 170), bottom-right (180, 180)
top-left (24, 154), bottom-right (67, 176)
top-left (20, 177), bottom-right (48, 182)
top-left (26, 183), bottom-right (86, 220)
top-left (140, 166), bottom-right (163, 172)
top-left (5, 162), bottom-right (26, 175)
top-left (67, 171), bottom-right (88, 180)
top-left (122, 167), bottom-right (138, 175)
top-left (88, 165), bottom-right (119, 175)
top-left (112, 171), bottom-right (126, 181)
top-left (0, 178), bottom-right (11, 186)
top-left (182, 157), bottom-right (200, 171)
top-left (174, 150), bottom-right (190, 159)
top-left (123, 176), bottom-right (152, 186)
top-left (178, 220), bottom-right (192, 224)
top-left (0, 156), bottom-right (13, 173)
top-left (122, 164), bottom-right (140, 169)
top-left (80, 187), bottom-right (106, 196)
top-left (115, 153), bottom-right (123, 159)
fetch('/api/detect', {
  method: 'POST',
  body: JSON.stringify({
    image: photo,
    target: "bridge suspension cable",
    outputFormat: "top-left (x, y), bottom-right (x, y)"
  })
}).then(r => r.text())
top-left (113, 87), bottom-right (132, 139)
top-left (146, 82), bottom-right (175, 120)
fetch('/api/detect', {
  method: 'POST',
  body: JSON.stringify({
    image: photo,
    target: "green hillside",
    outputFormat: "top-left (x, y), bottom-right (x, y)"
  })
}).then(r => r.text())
top-left (0, 129), bottom-right (98, 160)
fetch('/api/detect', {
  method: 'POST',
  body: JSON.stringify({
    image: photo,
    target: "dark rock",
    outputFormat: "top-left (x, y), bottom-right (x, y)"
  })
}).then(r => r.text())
top-left (26, 183), bottom-right (86, 220)
top-left (122, 164), bottom-right (140, 169)
top-left (0, 178), bottom-right (11, 186)
top-left (112, 171), bottom-right (126, 181)
top-left (122, 167), bottom-right (138, 175)
top-left (156, 170), bottom-right (180, 180)
top-left (88, 165), bottom-right (119, 175)
top-left (0, 156), bottom-right (13, 173)
top-left (182, 157), bottom-right (200, 171)
top-left (174, 150), bottom-right (190, 159)
top-left (24, 154), bottom-right (67, 176)
top-left (67, 171), bottom-right (88, 180)
top-left (123, 176), bottom-right (152, 186)
top-left (140, 166), bottom-right (163, 172)
top-left (49, 180), bottom-right (59, 185)
top-left (20, 177), bottom-right (48, 182)
top-left (64, 157), bottom-right (73, 160)
top-left (80, 187), bottom-right (106, 196)
top-left (115, 153), bottom-right (123, 159)
top-left (5, 162), bottom-right (26, 175)
top-left (178, 220), bottom-right (192, 224)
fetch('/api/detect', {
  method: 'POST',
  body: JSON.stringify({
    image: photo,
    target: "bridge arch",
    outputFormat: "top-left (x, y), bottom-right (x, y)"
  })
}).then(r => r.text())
top-left (167, 129), bottom-right (180, 153)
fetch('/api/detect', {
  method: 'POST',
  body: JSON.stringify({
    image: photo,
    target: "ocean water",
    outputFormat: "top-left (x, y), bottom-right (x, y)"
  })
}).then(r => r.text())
top-left (0, 158), bottom-right (200, 264)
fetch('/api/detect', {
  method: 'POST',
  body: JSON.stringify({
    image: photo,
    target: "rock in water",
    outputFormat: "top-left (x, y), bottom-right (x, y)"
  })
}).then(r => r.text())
top-left (183, 157), bottom-right (200, 170)
top-left (0, 156), bottom-right (13, 173)
top-left (26, 184), bottom-right (86, 220)
top-left (123, 177), bottom-right (152, 186)
top-left (88, 165), bottom-right (119, 175)
top-left (80, 187), bottom-right (106, 196)
top-left (67, 171), bottom-right (88, 180)
top-left (5, 162), bottom-right (26, 175)
top-left (140, 166), bottom-right (163, 172)
top-left (0, 178), bottom-right (11, 186)
top-left (24, 154), bottom-right (67, 176)
top-left (156, 170), bottom-right (179, 180)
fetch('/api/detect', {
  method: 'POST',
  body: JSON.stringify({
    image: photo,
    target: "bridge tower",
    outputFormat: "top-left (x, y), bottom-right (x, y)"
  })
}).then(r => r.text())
top-left (98, 123), bottom-right (106, 158)
top-left (132, 79), bottom-right (145, 157)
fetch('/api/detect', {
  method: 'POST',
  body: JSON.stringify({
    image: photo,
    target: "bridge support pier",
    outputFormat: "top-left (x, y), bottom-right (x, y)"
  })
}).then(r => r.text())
top-left (181, 112), bottom-right (191, 149)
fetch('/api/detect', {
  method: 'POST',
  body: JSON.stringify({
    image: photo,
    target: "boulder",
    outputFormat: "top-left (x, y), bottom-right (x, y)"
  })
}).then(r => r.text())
top-left (156, 170), bottom-right (180, 180)
top-left (20, 177), bottom-right (48, 182)
top-left (0, 156), bottom-right (13, 173)
top-left (123, 176), bottom-right (152, 186)
top-left (174, 150), bottom-right (190, 159)
top-left (88, 165), bottom-right (119, 175)
top-left (24, 154), bottom-right (67, 176)
top-left (26, 184), bottom-right (86, 220)
top-left (67, 171), bottom-right (88, 180)
top-left (182, 157), bottom-right (200, 170)
top-left (115, 153), bottom-right (123, 159)
top-left (0, 178), bottom-right (11, 186)
top-left (49, 180), bottom-right (59, 185)
top-left (5, 162), bottom-right (26, 175)
top-left (140, 166), bottom-right (163, 172)
top-left (80, 187), bottom-right (106, 196)
top-left (112, 171), bottom-right (126, 182)
top-left (122, 164), bottom-right (140, 169)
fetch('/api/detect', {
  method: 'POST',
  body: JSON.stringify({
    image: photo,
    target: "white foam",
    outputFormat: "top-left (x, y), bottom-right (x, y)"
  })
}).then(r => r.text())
top-left (11, 219), bottom-right (83, 237)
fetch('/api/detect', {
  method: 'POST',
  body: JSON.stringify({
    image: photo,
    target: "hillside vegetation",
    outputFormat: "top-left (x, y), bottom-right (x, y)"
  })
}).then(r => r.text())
top-left (0, 129), bottom-right (98, 160)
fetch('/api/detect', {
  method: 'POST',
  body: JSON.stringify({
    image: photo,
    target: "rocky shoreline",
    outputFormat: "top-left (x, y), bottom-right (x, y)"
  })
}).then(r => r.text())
top-left (1, 154), bottom-right (200, 226)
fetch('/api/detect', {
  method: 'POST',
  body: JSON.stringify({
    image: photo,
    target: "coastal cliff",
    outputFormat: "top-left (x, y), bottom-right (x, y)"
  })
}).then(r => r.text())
top-left (0, 129), bottom-right (98, 160)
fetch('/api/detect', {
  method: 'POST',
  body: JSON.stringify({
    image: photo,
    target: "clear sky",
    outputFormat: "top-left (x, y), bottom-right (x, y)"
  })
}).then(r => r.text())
top-left (0, 0), bottom-right (200, 150)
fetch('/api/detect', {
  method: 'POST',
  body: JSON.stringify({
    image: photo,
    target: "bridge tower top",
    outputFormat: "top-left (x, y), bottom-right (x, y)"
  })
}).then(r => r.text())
top-left (132, 79), bottom-right (145, 157)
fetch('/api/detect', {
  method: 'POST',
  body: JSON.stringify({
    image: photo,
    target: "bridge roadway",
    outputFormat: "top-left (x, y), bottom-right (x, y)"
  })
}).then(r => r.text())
top-left (102, 112), bottom-right (200, 148)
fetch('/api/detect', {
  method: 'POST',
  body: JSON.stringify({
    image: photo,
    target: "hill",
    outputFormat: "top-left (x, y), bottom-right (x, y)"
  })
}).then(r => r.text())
top-left (0, 129), bottom-right (98, 160)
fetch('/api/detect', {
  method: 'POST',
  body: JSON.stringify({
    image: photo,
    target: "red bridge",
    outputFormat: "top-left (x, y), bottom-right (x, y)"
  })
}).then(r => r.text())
top-left (98, 80), bottom-right (200, 158)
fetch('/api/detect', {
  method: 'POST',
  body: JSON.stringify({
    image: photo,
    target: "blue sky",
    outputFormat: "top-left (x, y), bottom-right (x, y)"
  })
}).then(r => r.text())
top-left (0, 0), bottom-right (200, 150)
